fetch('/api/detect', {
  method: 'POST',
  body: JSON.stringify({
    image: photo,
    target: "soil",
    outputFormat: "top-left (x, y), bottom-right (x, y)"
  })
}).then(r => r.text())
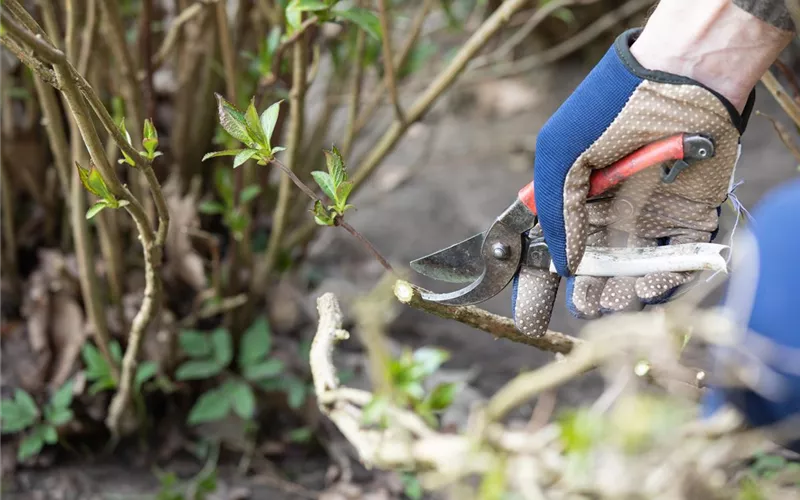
top-left (5, 54), bottom-right (799, 499)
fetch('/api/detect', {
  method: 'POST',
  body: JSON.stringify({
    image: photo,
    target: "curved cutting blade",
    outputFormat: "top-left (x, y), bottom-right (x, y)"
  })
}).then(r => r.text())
top-left (418, 219), bottom-right (524, 306)
top-left (410, 232), bottom-right (485, 283)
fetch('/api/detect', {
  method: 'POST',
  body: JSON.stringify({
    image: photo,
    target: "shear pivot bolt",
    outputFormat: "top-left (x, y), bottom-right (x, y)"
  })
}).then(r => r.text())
top-left (492, 243), bottom-right (510, 260)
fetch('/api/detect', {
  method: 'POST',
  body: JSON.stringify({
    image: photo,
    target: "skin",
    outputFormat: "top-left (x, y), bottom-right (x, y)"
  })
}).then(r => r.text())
top-left (630, 0), bottom-right (794, 113)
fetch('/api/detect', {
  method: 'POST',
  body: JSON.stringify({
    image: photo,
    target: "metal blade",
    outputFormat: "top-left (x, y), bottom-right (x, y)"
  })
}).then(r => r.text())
top-left (410, 232), bottom-right (486, 283)
top-left (418, 200), bottom-right (537, 306)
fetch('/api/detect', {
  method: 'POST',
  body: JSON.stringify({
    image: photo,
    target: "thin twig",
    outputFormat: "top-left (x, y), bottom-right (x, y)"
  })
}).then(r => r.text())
top-left (756, 111), bottom-right (800, 162)
top-left (256, 15), bottom-right (318, 98)
top-left (0, 161), bottom-right (18, 286)
top-left (215, 0), bottom-right (238, 101)
top-left (0, 10), bottom-right (64, 63)
top-left (139, 0), bottom-right (156, 120)
top-left (351, 0), bottom-right (435, 137)
top-left (469, 0), bottom-right (590, 69)
top-left (341, 25), bottom-right (366, 158)
top-left (377, 0), bottom-right (404, 123)
top-left (76, 0), bottom-right (98, 75)
top-left (393, 280), bottom-right (579, 355)
top-left (774, 60), bottom-right (800, 102)
top-left (153, 1), bottom-right (206, 67)
top-left (179, 294), bottom-right (249, 328)
top-left (0, 33), bottom-right (60, 88)
top-left (337, 220), bottom-right (393, 273)
top-left (465, 0), bottom-right (653, 83)
top-left (259, 32), bottom-right (307, 284)
top-left (761, 69), bottom-right (800, 128)
top-left (5, 0), bottom-right (49, 40)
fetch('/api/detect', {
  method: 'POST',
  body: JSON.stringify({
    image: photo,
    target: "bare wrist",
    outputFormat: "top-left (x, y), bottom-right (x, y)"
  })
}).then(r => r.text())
top-left (630, 0), bottom-right (793, 112)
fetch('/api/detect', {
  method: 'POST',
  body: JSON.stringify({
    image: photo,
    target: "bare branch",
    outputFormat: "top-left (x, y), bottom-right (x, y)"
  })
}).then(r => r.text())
top-left (0, 10), bottom-right (65, 64)
top-left (377, 0), bottom-right (405, 123)
top-left (761, 69), bottom-right (800, 128)
top-left (393, 280), bottom-right (578, 355)
top-left (259, 33), bottom-right (307, 284)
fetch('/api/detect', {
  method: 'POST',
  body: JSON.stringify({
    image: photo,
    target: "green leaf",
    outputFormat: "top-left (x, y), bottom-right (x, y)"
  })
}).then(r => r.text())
top-left (110, 340), bottom-right (123, 363)
top-left (411, 347), bottom-right (450, 378)
top-left (198, 200), bottom-right (226, 215)
top-left (239, 185), bottom-right (262, 204)
top-left (46, 408), bottom-right (73, 426)
top-left (271, 146), bottom-right (286, 155)
top-left (143, 118), bottom-right (157, 141)
top-left (312, 200), bottom-right (335, 226)
top-left (142, 119), bottom-right (159, 156)
top-left (233, 149), bottom-right (259, 169)
top-left (335, 181), bottom-right (353, 207)
top-left (230, 382), bottom-right (256, 420)
top-left (362, 396), bottom-right (388, 426)
top-left (238, 316), bottom-right (272, 369)
top-left (50, 379), bottom-right (74, 409)
top-left (401, 472), bottom-right (423, 500)
top-left (211, 328), bottom-right (233, 367)
top-left (87, 165), bottom-right (112, 200)
top-left (175, 360), bottom-right (224, 380)
top-left (179, 330), bottom-right (212, 357)
top-left (287, 0), bottom-right (329, 12)
top-left (76, 162), bottom-right (113, 202)
top-left (426, 382), bottom-right (457, 411)
top-left (311, 171), bottom-right (336, 201)
top-left (285, 377), bottom-right (307, 409)
top-left (1, 398), bottom-right (37, 433)
top-left (324, 145), bottom-right (346, 186)
top-left (42, 425), bottom-right (58, 444)
top-left (243, 359), bottom-right (284, 381)
top-left (17, 433), bottom-right (44, 461)
top-left (202, 149), bottom-right (246, 161)
top-left (86, 201), bottom-right (109, 219)
top-left (334, 7), bottom-right (382, 40)
top-left (14, 390), bottom-right (38, 422)
top-left (214, 93), bottom-right (254, 146)
top-left (288, 426), bottom-right (313, 443)
top-left (557, 409), bottom-right (604, 455)
top-left (244, 99), bottom-right (268, 147)
top-left (260, 100), bottom-right (283, 144)
top-left (215, 166), bottom-right (235, 208)
top-left (135, 361), bottom-right (158, 390)
top-left (187, 389), bottom-right (231, 425)
top-left (88, 378), bottom-right (117, 395)
top-left (81, 344), bottom-right (109, 378)
top-left (119, 118), bottom-right (133, 145)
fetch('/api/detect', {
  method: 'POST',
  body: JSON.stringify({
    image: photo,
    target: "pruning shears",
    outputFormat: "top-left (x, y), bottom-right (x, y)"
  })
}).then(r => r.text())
top-left (410, 133), bottom-right (729, 306)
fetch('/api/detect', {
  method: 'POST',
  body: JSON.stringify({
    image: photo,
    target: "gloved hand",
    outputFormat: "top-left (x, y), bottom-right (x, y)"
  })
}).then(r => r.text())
top-left (511, 28), bottom-right (754, 337)
top-left (702, 178), bottom-right (800, 453)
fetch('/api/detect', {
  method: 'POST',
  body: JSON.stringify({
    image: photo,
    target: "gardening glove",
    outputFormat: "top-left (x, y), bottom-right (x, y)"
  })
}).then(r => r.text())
top-left (702, 178), bottom-right (800, 453)
top-left (512, 28), bottom-right (754, 337)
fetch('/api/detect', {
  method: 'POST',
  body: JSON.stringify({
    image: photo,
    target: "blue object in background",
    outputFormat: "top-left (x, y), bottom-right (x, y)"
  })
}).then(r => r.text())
top-left (703, 177), bottom-right (800, 452)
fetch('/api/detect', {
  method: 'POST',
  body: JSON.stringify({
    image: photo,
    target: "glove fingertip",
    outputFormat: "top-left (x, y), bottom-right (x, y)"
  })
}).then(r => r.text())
top-left (565, 276), bottom-right (603, 320)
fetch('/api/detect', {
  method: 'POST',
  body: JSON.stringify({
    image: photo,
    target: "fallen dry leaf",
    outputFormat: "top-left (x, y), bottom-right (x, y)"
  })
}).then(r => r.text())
top-left (162, 177), bottom-right (207, 291)
top-left (48, 294), bottom-right (87, 388)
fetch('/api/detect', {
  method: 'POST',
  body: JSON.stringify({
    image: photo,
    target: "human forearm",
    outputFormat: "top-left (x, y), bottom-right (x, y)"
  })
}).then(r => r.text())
top-left (630, 0), bottom-right (794, 112)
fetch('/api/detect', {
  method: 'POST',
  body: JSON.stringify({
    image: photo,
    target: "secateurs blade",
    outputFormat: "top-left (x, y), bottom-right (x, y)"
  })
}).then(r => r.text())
top-left (410, 133), bottom-right (728, 306)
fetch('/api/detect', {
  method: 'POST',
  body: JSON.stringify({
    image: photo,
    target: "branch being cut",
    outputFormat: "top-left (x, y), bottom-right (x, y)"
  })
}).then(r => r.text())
top-left (393, 280), bottom-right (579, 354)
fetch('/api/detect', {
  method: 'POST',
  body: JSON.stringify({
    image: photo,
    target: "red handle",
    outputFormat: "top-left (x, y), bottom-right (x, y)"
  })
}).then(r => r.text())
top-left (518, 133), bottom-right (686, 215)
